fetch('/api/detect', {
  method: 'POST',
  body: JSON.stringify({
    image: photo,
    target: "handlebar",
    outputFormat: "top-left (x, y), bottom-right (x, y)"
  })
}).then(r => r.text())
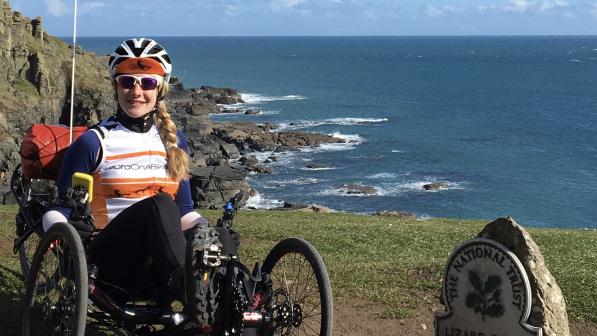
top-left (217, 191), bottom-right (246, 229)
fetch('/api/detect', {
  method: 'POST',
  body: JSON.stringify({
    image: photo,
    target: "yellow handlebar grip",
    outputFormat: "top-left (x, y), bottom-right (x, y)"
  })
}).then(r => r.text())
top-left (72, 172), bottom-right (94, 203)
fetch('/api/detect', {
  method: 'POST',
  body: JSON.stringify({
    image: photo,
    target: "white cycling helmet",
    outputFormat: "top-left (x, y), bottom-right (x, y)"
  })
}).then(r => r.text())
top-left (108, 38), bottom-right (173, 84)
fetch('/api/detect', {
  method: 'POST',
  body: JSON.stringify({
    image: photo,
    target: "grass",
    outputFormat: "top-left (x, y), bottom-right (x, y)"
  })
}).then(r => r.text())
top-left (1, 205), bottom-right (596, 334)
top-left (11, 79), bottom-right (39, 96)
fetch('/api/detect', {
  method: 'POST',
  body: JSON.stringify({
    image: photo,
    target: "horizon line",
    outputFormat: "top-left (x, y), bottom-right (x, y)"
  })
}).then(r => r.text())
top-left (58, 34), bottom-right (597, 38)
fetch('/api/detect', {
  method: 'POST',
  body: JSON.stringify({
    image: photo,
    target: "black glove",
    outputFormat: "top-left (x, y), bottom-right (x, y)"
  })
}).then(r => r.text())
top-left (69, 219), bottom-right (95, 239)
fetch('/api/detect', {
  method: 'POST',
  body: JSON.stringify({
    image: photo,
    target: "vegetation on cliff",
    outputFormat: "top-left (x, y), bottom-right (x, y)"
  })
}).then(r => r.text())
top-left (0, 0), bottom-right (112, 181)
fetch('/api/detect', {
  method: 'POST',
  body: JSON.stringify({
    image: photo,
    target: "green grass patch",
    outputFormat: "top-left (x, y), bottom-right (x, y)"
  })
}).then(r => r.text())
top-left (12, 79), bottom-right (38, 95)
top-left (0, 205), bottom-right (595, 334)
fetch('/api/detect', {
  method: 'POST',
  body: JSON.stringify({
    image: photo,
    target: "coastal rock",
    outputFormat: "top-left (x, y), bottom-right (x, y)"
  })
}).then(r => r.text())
top-left (423, 181), bottom-right (449, 191)
top-left (277, 202), bottom-right (332, 213)
top-left (239, 155), bottom-right (258, 166)
top-left (245, 165), bottom-right (272, 174)
top-left (189, 165), bottom-right (250, 209)
top-left (274, 145), bottom-right (298, 153)
top-left (221, 108), bottom-right (243, 114)
top-left (297, 204), bottom-right (332, 213)
top-left (339, 184), bottom-right (377, 196)
top-left (199, 86), bottom-right (244, 104)
top-left (374, 210), bottom-right (416, 219)
top-left (277, 132), bottom-right (343, 148)
top-left (244, 109), bottom-right (260, 115)
top-left (184, 103), bottom-right (220, 116)
top-left (220, 143), bottom-right (240, 160)
top-left (477, 217), bottom-right (570, 336)
top-left (212, 122), bottom-right (276, 151)
top-left (305, 163), bottom-right (330, 170)
top-left (279, 201), bottom-right (307, 210)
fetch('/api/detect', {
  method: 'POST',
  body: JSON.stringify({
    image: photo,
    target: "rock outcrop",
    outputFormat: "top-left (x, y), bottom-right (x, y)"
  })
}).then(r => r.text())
top-left (338, 184), bottom-right (377, 196)
top-left (0, 1), bottom-right (344, 209)
top-left (477, 217), bottom-right (571, 336)
top-left (0, 0), bottom-right (112, 177)
top-left (373, 210), bottom-right (416, 219)
top-left (189, 165), bottom-right (251, 209)
top-left (423, 181), bottom-right (449, 191)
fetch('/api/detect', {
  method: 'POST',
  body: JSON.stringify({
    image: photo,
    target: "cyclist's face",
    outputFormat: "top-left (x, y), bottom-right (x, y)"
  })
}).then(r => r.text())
top-left (116, 74), bottom-right (159, 118)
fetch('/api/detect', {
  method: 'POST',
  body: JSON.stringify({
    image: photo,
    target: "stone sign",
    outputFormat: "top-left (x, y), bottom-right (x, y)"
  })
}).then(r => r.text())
top-left (435, 238), bottom-right (542, 336)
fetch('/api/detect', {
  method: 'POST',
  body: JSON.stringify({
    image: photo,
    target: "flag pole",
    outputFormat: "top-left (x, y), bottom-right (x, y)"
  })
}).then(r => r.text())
top-left (69, 0), bottom-right (78, 144)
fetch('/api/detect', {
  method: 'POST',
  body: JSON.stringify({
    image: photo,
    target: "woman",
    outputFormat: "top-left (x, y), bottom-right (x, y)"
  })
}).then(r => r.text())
top-left (42, 38), bottom-right (225, 328)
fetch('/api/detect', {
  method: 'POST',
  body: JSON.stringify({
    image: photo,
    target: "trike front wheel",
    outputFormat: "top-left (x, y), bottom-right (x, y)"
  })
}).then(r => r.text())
top-left (22, 222), bottom-right (88, 336)
top-left (261, 237), bottom-right (333, 336)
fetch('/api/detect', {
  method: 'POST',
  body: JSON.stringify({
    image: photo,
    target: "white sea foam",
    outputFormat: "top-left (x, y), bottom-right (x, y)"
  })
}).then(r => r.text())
top-left (391, 149), bottom-right (405, 153)
top-left (271, 178), bottom-right (321, 186)
top-left (367, 173), bottom-right (398, 179)
top-left (417, 214), bottom-right (434, 221)
top-left (240, 93), bottom-right (308, 104)
top-left (274, 117), bottom-right (388, 131)
top-left (319, 186), bottom-right (384, 197)
top-left (329, 132), bottom-right (364, 143)
top-left (245, 192), bottom-right (284, 209)
top-left (379, 179), bottom-right (467, 195)
top-left (243, 150), bottom-right (297, 166)
top-left (299, 166), bottom-right (336, 171)
top-left (318, 179), bottom-right (467, 198)
top-left (291, 132), bottom-right (364, 154)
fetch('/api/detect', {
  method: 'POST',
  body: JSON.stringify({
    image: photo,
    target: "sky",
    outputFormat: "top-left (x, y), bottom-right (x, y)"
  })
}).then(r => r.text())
top-left (8, 0), bottom-right (597, 36)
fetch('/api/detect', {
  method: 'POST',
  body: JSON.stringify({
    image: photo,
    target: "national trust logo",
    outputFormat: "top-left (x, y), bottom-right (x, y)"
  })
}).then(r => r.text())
top-left (435, 238), bottom-right (542, 336)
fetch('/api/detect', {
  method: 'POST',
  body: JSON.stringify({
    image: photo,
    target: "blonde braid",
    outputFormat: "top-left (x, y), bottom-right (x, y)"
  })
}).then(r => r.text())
top-left (155, 84), bottom-right (189, 181)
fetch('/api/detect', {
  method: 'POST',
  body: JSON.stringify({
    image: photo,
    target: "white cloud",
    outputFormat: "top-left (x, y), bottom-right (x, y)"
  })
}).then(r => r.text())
top-left (481, 0), bottom-right (572, 15)
top-left (79, 2), bottom-right (105, 14)
top-left (477, 5), bottom-right (499, 14)
top-left (425, 5), bottom-right (462, 18)
top-left (539, 0), bottom-right (570, 11)
top-left (46, 0), bottom-right (69, 17)
top-left (505, 0), bottom-right (530, 13)
top-left (272, 0), bottom-right (308, 9)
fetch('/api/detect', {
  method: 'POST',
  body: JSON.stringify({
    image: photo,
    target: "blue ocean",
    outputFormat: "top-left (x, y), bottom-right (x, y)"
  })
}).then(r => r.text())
top-left (76, 36), bottom-right (597, 229)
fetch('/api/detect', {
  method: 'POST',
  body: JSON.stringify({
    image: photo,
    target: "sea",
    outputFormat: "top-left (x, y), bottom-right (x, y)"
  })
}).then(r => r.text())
top-left (75, 36), bottom-right (597, 229)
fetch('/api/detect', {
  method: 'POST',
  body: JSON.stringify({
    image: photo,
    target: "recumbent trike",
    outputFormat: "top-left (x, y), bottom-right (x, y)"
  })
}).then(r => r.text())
top-left (11, 138), bottom-right (333, 336)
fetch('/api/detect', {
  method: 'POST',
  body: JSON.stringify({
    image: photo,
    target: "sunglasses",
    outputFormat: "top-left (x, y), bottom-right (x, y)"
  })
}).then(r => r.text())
top-left (115, 75), bottom-right (162, 90)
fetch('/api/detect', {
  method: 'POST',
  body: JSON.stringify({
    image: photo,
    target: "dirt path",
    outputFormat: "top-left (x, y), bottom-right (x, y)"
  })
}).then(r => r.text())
top-left (333, 297), bottom-right (597, 336)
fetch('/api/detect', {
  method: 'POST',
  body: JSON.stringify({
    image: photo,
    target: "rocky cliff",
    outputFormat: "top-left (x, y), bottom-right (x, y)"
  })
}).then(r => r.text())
top-left (0, 0), bottom-right (112, 181)
top-left (0, 1), bottom-right (343, 209)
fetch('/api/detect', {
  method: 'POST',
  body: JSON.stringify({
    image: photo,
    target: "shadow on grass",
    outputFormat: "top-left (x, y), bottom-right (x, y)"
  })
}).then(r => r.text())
top-left (0, 263), bottom-right (24, 336)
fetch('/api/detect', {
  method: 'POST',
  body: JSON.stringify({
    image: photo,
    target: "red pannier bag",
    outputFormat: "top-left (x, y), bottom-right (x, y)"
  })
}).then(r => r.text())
top-left (20, 124), bottom-right (88, 180)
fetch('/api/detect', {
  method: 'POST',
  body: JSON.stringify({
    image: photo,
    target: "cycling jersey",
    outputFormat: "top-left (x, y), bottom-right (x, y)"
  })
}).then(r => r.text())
top-left (53, 115), bottom-right (202, 230)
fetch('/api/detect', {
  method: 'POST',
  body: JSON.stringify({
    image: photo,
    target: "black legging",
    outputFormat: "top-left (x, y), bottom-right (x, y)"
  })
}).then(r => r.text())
top-left (87, 193), bottom-right (185, 297)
